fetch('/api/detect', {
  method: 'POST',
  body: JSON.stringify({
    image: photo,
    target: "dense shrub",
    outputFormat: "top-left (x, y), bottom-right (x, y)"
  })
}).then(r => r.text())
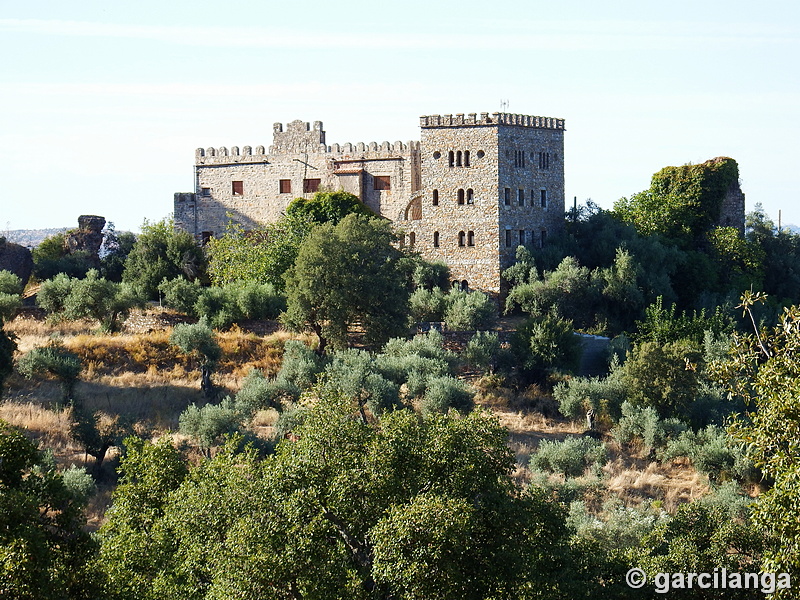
top-left (409, 287), bottom-right (495, 331)
top-left (179, 397), bottom-right (243, 452)
top-left (611, 401), bottom-right (686, 452)
top-left (158, 277), bottom-right (203, 317)
top-left (513, 313), bottom-right (583, 380)
top-left (0, 270), bottom-right (23, 295)
top-left (463, 331), bottom-right (501, 373)
top-left (530, 436), bottom-right (607, 477)
top-left (420, 375), bottom-right (474, 416)
top-left (169, 319), bottom-right (221, 364)
top-left (554, 361), bottom-right (627, 422)
top-left (661, 425), bottom-right (756, 483)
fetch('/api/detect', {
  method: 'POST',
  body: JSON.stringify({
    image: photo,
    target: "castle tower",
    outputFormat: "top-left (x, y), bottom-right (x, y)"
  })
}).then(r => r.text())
top-left (406, 112), bottom-right (565, 294)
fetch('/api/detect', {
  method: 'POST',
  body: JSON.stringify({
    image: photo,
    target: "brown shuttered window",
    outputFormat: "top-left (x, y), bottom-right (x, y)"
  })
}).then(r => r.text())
top-left (232, 181), bottom-right (243, 195)
top-left (373, 176), bottom-right (391, 190)
top-left (303, 178), bottom-right (321, 193)
top-left (279, 179), bottom-right (291, 194)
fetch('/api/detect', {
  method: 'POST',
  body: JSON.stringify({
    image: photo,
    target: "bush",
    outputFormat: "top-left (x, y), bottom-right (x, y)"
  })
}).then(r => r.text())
top-left (235, 369), bottom-right (294, 413)
top-left (60, 465), bottom-right (97, 505)
top-left (409, 287), bottom-right (447, 322)
top-left (611, 401), bottom-right (686, 452)
top-left (0, 293), bottom-right (21, 323)
top-left (322, 349), bottom-right (400, 416)
top-left (554, 362), bottom-right (627, 422)
top-left (420, 375), bottom-right (474, 416)
top-left (170, 319), bottom-right (221, 364)
top-left (0, 327), bottom-right (16, 395)
top-left (443, 289), bottom-right (495, 331)
top-left (529, 436), bottom-right (607, 477)
top-left (274, 404), bottom-right (309, 439)
top-left (194, 286), bottom-right (242, 329)
top-left (513, 313), bottom-right (582, 380)
top-left (661, 425), bottom-right (756, 483)
top-left (37, 272), bottom-right (73, 316)
top-left (159, 277), bottom-right (203, 316)
top-left (0, 270), bottom-right (23, 295)
top-left (463, 331), bottom-right (501, 373)
top-left (277, 340), bottom-right (326, 390)
top-left (179, 397), bottom-right (243, 451)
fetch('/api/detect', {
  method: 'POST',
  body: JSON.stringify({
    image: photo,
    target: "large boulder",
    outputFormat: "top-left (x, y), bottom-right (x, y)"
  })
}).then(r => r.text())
top-left (0, 238), bottom-right (33, 285)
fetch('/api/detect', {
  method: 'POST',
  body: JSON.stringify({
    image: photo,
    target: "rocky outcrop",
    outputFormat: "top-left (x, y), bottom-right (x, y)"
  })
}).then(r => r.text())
top-left (65, 215), bottom-right (106, 265)
top-left (0, 237), bottom-right (33, 285)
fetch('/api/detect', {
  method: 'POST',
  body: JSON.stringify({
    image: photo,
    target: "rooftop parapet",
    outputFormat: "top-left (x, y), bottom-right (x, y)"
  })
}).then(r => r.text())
top-left (420, 112), bottom-right (565, 130)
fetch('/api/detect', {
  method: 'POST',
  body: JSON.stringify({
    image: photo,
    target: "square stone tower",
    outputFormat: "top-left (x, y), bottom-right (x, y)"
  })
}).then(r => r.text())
top-left (406, 112), bottom-right (565, 294)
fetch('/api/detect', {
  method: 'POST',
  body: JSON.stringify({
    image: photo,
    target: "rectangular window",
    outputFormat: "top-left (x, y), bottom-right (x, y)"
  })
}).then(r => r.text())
top-left (201, 187), bottom-right (211, 197)
top-left (373, 175), bottom-right (391, 191)
top-left (505, 229), bottom-right (512, 248)
top-left (519, 230), bottom-right (525, 246)
top-left (504, 188), bottom-right (511, 206)
top-left (538, 152), bottom-right (550, 170)
top-left (303, 178), bottom-right (321, 193)
top-left (279, 179), bottom-right (292, 194)
top-left (541, 229), bottom-right (547, 248)
top-left (232, 181), bottom-right (244, 196)
top-left (518, 189), bottom-right (525, 206)
top-left (540, 189), bottom-right (548, 208)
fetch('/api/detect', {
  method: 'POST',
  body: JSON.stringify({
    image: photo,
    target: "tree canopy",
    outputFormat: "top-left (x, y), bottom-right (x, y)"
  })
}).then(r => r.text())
top-left (283, 214), bottom-right (410, 353)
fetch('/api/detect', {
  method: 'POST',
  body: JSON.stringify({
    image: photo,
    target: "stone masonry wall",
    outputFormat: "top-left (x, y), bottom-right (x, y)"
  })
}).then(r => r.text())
top-left (175, 112), bottom-right (566, 295)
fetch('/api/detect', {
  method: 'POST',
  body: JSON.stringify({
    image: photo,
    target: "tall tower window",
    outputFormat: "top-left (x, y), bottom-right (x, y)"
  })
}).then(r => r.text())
top-left (432, 189), bottom-right (439, 206)
top-left (467, 231), bottom-right (475, 246)
top-left (456, 151), bottom-right (462, 167)
top-left (504, 188), bottom-right (511, 206)
top-left (519, 230), bottom-right (525, 246)
top-left (505, 229), bottom-right (512, 248)
top-left (458, 231), bottom-right (466, 247)
top-left (457, 189), bottom-right (465, 205)
top-left (448, 151), bottom-right (455, 168)
top-left (540, 189), bottom-right (548, 208)
top-left (464, 150), bottom-right (470, 167)
top-left (518, 189), bottom-right (525, 206)
top-left (538, 152), bottom-right (550, 170)
top-left (541, 229), bottom-right (548, 248)
top-left (409, 232), bottom-right (416, 247)
top-left (466, 189), bottom-right (474, 204)
top-left (433, 231), bottom-right (440, 247)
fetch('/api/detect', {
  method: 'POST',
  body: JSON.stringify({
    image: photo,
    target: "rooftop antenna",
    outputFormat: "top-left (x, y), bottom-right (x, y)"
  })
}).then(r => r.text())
top-left (500, 99), bottom-right (509, 112)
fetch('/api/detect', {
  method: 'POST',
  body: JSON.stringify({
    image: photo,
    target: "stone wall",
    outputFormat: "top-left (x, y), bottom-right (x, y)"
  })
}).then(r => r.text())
top-left (174, 112), bottom-right (566, 294)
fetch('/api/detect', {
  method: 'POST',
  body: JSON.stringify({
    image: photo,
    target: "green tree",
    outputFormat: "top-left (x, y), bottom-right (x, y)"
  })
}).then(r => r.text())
top-left (283, 214), bottom-right (410, 353)
top-left (0, 270), bottom-right (23, 324)
top-left (719, 293), bottom-right (800, 581)
top-left (0, 420), bottom-right (99, 599)
top-left (170, 319), bottom-right (221, 395)
top-left (122, 218), bottom-right (206, 299)
top-left (98, 396), bottom-right (576, 599)
top-left (286, 189), bottom-right (374, 225)
top-left (17, 343), bottom-right (82, 402)
top-left (206, 213), bottom-right (313, 290)
top-left (32, 232), bottom-right (95, 280)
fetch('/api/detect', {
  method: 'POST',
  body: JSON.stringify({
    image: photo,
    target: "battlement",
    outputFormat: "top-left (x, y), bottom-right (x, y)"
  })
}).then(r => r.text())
top-left (195, 139), bottom-right (419, 165)
top-left (420, 112), bottom-right (565, 130)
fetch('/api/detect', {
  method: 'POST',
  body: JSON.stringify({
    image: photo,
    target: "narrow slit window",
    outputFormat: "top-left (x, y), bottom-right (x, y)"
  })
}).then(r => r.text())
top-left (448, 151), bottom-right (455, 168)
top-left (540, 189), bottom-right (548, 208)
top-left (457, 189), bottom-right (465, 205)
top-left (433, 231), bottom-right (440, 247)
top-left (464, 150), bottom-right (470, 167)
top-left (458, 231), bottom-right (466, 247)
top-left (467, 231), bottom-right (475, 246)
top-left (541, 229), bottom-right (547, 248)
top-left (504, 188), bottom-right (511, 206)
top-left (456, 151), bottom-right (462, 167)
top-left (505, 229), bottom-right (512, 248)
top-left (432, 189), bottom-right (439, 206)
top-left (518, 189), bottom-right (525, 206)
top-left (519, 230), bottom-right (525, 246)
top-left (466, 189), bottom-right (474, 204)
top-left (409, 232), bottom-right (415, 247)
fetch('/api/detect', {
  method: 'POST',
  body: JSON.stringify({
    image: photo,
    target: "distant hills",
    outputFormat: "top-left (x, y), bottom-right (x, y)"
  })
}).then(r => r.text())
top-left (1, 228), bottom-right (68, 248)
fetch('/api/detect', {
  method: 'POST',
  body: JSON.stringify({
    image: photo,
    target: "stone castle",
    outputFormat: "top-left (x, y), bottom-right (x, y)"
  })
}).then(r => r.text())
top-left (174, 112), bottom-right (566, 293)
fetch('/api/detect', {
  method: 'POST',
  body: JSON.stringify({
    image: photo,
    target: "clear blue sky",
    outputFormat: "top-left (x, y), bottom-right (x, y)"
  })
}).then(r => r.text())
top-left (1, 0), bottom-right (798, 233)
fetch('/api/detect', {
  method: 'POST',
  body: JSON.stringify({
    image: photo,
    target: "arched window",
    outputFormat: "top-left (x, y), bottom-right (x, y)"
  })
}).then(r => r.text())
top-left (464, 150), bottom-right (470, 167)
top-left (409, 232), bottom-right (416, 247)
top-left (456, 151), bottom-right (462, 167)
top-left (433, 231), bottom-right (440, 247)
top-left (461, 280), bottom-right (469, 291)
top-left (451, 280), bottom-right (460, 290)
top-left (448, 151), bottom-right (454, 168)
top-left (467, 231), bottom-right (475, 246)
top-left (466, 189), bottom-right (474, 204)
top-left (432, 189), bottom-right (439, 206)
top-left (457, 189), bottom-right (465, 205)
top-left (458, 231), bottom-right (466, 247)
